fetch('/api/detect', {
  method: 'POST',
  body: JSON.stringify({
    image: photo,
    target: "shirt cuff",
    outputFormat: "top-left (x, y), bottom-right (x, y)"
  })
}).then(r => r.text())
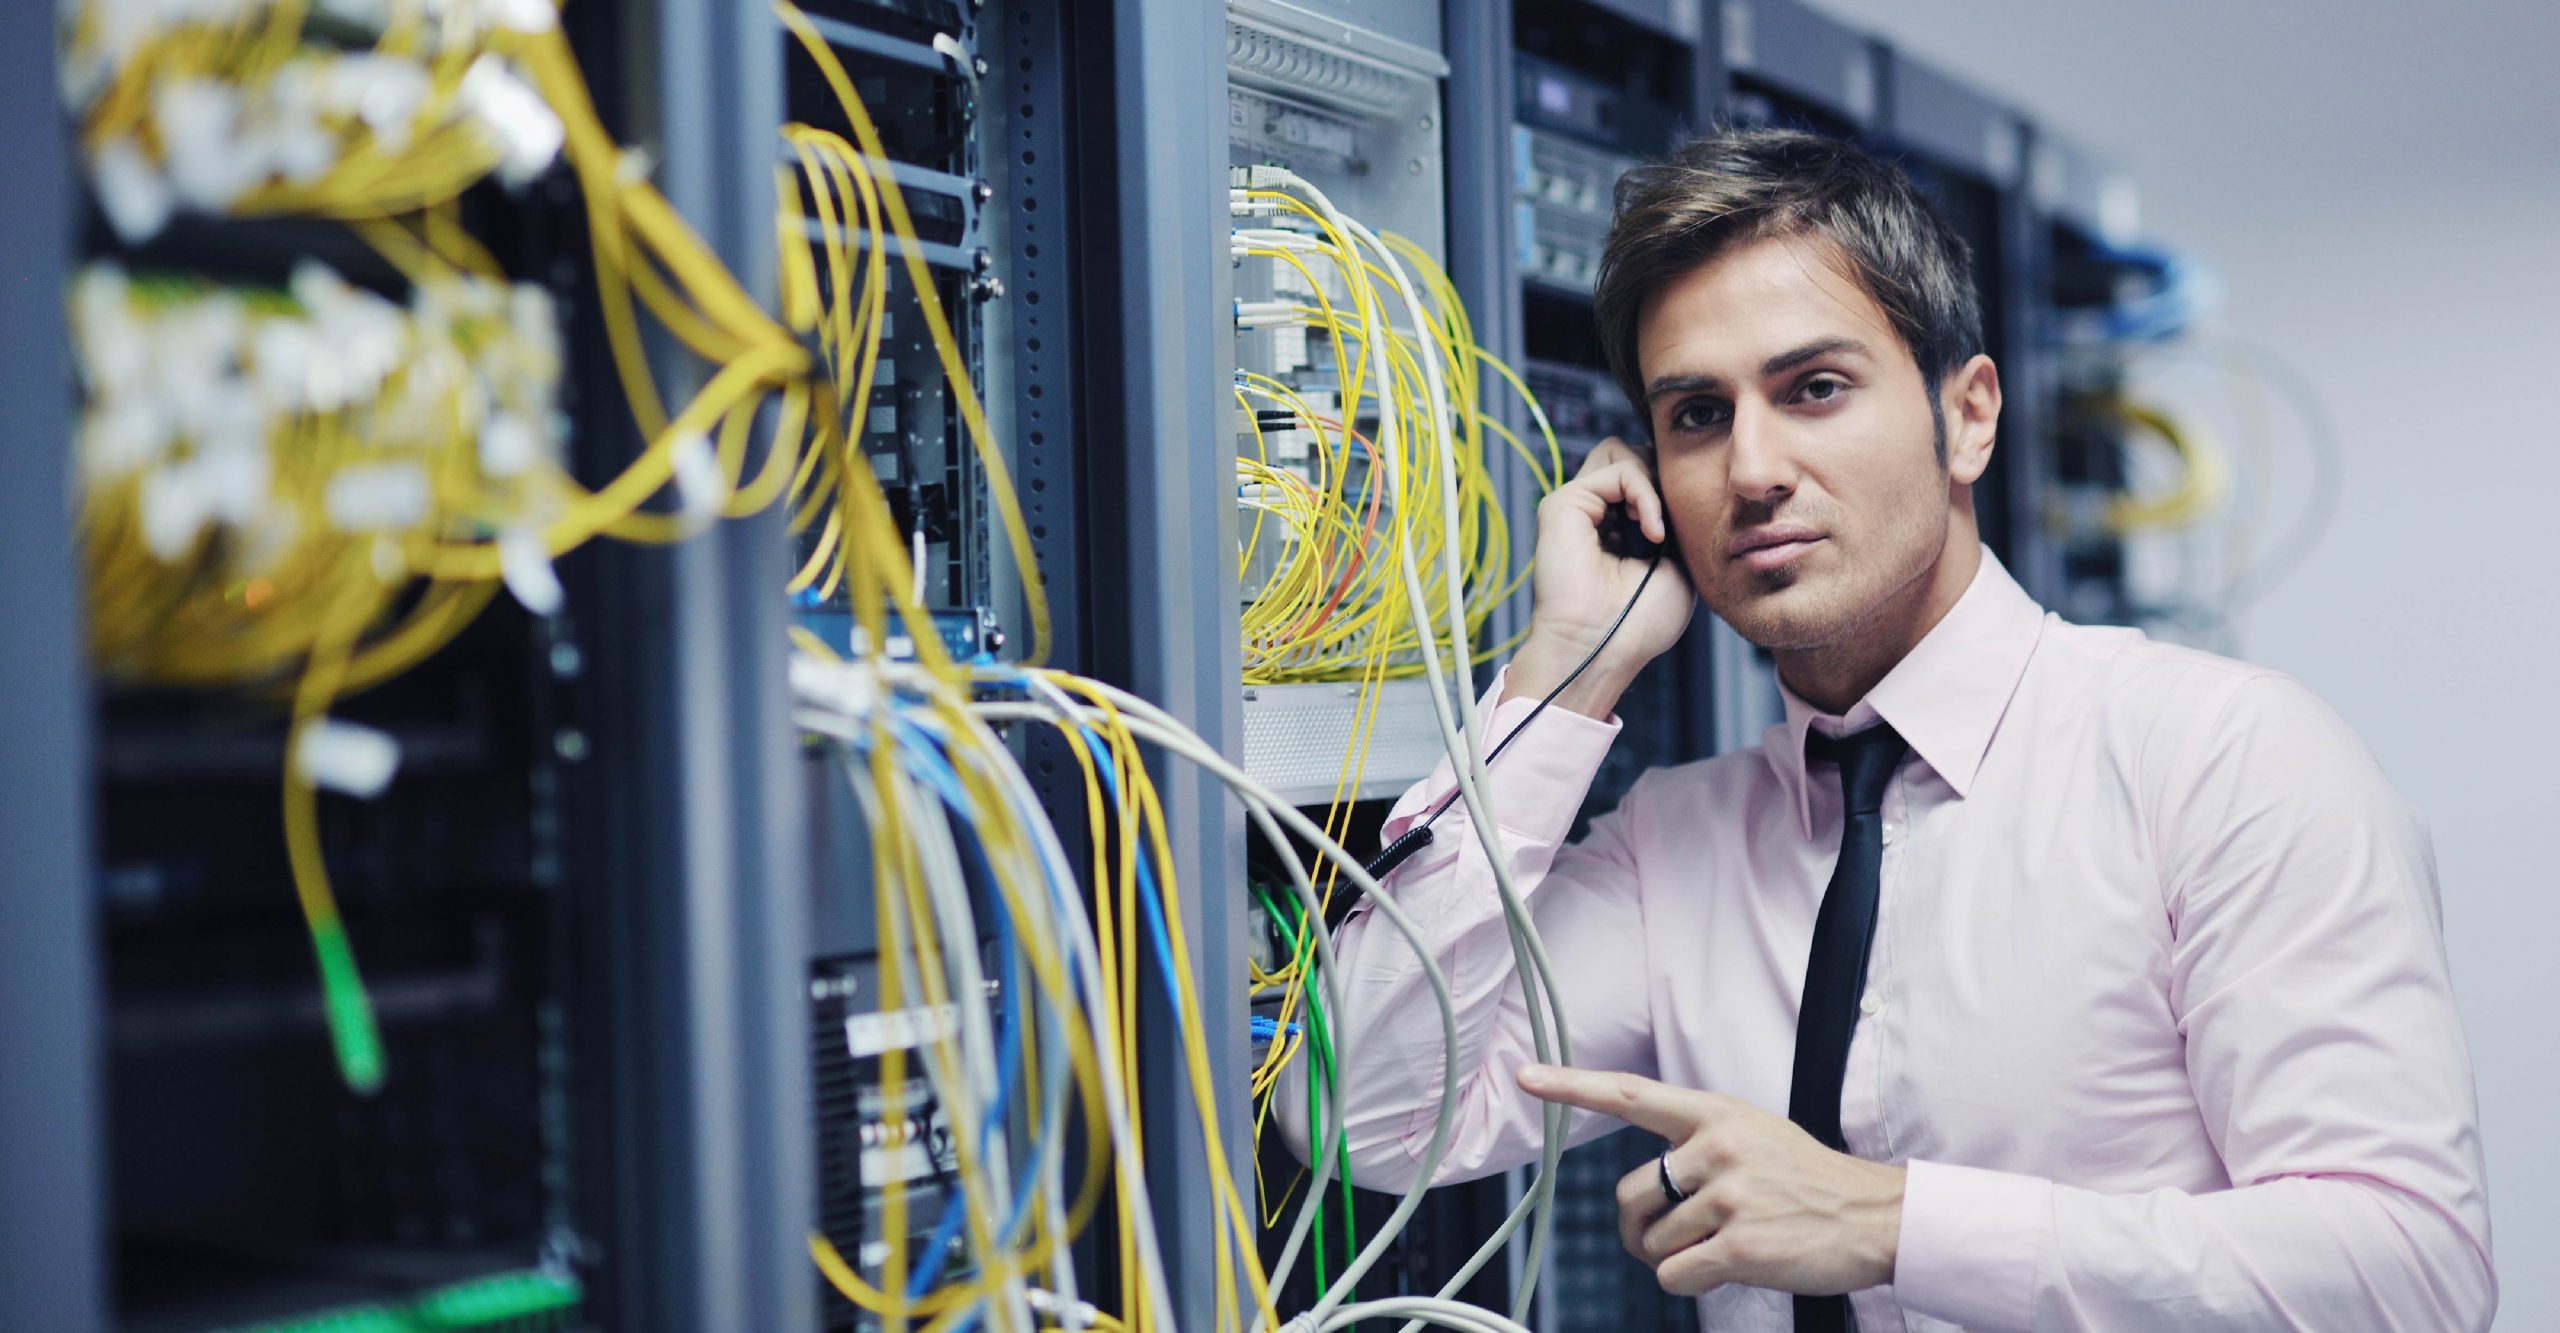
top-left (1379, 664), bottom-right (1621, 853)
top-left (1895, 1159), bottom-right (2050, 1332)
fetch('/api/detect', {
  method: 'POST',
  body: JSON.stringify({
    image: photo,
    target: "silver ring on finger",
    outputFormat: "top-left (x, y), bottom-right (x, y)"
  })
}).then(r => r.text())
top-left (1658, 1148), bottom-right (1690, 1206)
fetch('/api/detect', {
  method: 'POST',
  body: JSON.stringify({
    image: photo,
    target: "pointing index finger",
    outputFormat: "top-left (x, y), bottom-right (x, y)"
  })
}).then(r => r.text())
top-left (1515, 1062), bottom-right (1705, 1139)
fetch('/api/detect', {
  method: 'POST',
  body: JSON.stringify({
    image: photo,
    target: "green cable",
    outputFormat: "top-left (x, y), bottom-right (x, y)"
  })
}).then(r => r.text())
top-left (1257, 883), bottom-right (1327, 1292)
top-left (1258, 883), bottom-right (1357, 1302)
top-left (1301, 947), bottom-right (1356, 1297)
top-left (310, 919), bottom-right (387, 1094)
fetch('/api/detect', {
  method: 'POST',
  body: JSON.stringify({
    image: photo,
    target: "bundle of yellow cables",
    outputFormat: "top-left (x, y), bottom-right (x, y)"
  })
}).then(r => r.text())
top-left (1232, 201), bottom-right (1562, 686)
top-left (65, 0), bottom-right (828, 1094)
top-left (62, 0), bottom-right (566, 241)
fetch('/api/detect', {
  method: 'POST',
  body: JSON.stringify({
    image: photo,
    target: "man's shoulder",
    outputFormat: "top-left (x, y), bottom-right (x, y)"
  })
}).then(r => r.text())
top-left (2032, 615), bottom-right (2299, 725)
top-left (2030, 617), bottom-right (2392, 810)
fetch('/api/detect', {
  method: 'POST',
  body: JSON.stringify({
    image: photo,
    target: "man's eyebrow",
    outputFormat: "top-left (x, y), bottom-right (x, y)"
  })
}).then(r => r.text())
top-left (1644, 338), bottom-right (1874, 406)
top-left (1762, 336), bottom-right (1870, 379)
top-left (1643, 372), bottom-right (1724, 406)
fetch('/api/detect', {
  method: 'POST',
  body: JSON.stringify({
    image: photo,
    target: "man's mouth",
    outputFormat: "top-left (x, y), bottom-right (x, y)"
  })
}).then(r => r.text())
top-left (1727, 525), bottom-right (1826, 572)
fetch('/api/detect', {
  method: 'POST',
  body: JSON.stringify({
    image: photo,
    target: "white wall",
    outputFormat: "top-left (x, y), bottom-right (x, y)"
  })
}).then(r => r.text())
top-left (2206, 185), bottom-right (2560, 1331)
top-left (1804, 3), bottom-right (2560, 1324)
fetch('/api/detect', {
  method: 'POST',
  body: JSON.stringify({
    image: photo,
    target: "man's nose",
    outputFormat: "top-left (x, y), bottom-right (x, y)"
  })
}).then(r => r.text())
top-left (1726, 397), bottom-right (1796, 505)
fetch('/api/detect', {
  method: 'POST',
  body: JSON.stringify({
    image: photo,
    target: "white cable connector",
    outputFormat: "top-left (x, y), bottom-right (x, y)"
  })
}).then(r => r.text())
top-left (478, 411), bottom-right (544, 478)
top-left (92, 137), bottom-right (174, 243)
top-left (498, 527), bottom-right (565, 617)
top-left (669, 432), bottom-right (723, 518)
top-left (459, 54), bottom-right (565, 188)
top-left (1022, 1288), bottom-right (1107, 1331)
top-left (296, 719), bottom-right (403, 799)
top-left (1233, 299), bottom-right (1300, 328)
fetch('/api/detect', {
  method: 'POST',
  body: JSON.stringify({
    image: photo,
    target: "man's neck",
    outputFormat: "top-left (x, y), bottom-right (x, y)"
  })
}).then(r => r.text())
top-left (1774, 527), bottom-right (1982, 716)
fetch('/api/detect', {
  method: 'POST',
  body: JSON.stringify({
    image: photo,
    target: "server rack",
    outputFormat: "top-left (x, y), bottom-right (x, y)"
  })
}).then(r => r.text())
top-left (33, 0), bottom-right (816, 1326)
top-left (2029, 127), bottom-right (2149, 627)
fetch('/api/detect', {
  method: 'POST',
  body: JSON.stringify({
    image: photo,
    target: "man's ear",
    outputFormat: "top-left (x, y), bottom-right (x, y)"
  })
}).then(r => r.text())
top-left (1943, 353), bottom-right (2001, 486)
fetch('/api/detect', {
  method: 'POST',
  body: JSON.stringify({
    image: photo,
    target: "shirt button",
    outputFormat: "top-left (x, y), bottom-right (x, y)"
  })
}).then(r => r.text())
top-left (1880, 821), bottom-right (1899, 845)
top-left (1859, 993), bottom-right (1882, 1017)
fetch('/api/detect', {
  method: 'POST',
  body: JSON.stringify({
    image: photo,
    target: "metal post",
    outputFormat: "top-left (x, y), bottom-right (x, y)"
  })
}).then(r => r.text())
top-left (590, 0), bottom-right (814, 1326)
top-left (0, 6), bottom-right (105, 1324)
top-left (1446, 0), bottom-right (1534, 666)
top-left (2002, 125), bottom-right (2061, 604)
top-left (1084, 0), bottom-right (1246, 1323)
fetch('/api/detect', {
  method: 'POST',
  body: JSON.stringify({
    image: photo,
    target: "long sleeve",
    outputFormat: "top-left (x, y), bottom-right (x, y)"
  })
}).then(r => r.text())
top-left (1894, 675), bottom-right (2496, 1331)
top-left (1275, 671), bottom-right (1662, 1192)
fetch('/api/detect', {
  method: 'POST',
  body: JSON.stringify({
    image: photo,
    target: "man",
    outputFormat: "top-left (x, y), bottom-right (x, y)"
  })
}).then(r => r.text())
top-left (1288, 129), bottom-right (2494, 1330)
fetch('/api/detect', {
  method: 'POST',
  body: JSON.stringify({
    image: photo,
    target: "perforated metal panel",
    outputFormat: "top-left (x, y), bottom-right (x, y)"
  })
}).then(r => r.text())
top-left (1241, 678), bottom-right (1456, 805)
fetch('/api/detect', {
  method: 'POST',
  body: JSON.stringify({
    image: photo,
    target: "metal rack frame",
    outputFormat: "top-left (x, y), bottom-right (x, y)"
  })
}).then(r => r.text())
top-left (1079, 1), bottom-right (1248, 1324)
top-left (576, 0), bottom-right (814, 1327)
top-left (1, 0), bottom-right (104, 1322)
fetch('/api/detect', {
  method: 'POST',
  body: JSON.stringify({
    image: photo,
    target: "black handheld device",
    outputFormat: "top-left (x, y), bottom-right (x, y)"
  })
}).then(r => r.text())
top-left (1595, 502), bottom-right (1664, 563)
top-left (1595, 443), bottom-right (1681, 571)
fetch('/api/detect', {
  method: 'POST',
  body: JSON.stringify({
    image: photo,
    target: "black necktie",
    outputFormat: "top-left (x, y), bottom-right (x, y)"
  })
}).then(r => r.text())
top-left (1788, 723), bottom-right (1908, 1333)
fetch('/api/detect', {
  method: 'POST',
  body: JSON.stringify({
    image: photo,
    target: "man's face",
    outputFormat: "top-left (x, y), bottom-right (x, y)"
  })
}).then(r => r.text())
top-left (1637, 232), bottom-right (1964, 651)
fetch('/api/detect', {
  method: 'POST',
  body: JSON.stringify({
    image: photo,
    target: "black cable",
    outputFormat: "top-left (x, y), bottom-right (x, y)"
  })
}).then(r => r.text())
top-left (1363, 550), bottom-right (1664, 882)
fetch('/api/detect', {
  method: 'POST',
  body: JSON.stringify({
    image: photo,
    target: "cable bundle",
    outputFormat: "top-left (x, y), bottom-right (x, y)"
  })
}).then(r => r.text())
top-left (791, 648), bottom-right (1530, 1333)
top-left (73, 259), bottom-right (555, 688)
top-left (63, 0), bottom-right (827, 1093)
top-left (61, 0), bottom-right (567, 243)
top-left (1230, 191), bottom-right (1561, 687)
top-left (1231, 167), bottom-right (1582, 1330)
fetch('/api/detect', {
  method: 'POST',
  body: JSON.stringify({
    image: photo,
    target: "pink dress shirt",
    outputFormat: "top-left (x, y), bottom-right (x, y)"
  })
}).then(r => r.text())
top-left (1294, 550), bottom-right (2494, 1330)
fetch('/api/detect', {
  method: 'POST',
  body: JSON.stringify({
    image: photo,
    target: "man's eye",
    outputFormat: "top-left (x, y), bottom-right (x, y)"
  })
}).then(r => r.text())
top-left (1670, 400), bottom-right (1729, 432)
top-left (1798, 376), bottom-right (1848, 404)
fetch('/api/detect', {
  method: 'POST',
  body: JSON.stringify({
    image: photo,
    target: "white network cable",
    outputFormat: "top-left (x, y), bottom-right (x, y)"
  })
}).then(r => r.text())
top-left (1237, 167), bottom-right (1574, 1323)
top-left (1012, 673), bottom-right (1353, 1305)
top-left (970, 672), bottom-right (1469, 1333)
top-left (802, 647), bottom-right (1525, 1333)
top-left (791, 660), bottom-right (1178, 1331)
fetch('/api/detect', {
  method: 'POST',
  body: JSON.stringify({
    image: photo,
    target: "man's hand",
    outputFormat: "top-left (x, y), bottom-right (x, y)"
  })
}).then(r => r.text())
top-left (1517, 1062), bottom-right (1904, 1298)
top-left (1505, 437), bottom-right (1695, 719)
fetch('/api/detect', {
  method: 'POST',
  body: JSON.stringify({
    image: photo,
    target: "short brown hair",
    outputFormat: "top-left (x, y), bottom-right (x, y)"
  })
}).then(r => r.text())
top-left (1591, 127), bottom-right (1984, 447)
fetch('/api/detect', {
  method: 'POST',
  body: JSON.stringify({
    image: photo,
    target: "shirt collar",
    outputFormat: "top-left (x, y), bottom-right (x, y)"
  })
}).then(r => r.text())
top-left (1766, 547), bottom-right (2048, 839)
